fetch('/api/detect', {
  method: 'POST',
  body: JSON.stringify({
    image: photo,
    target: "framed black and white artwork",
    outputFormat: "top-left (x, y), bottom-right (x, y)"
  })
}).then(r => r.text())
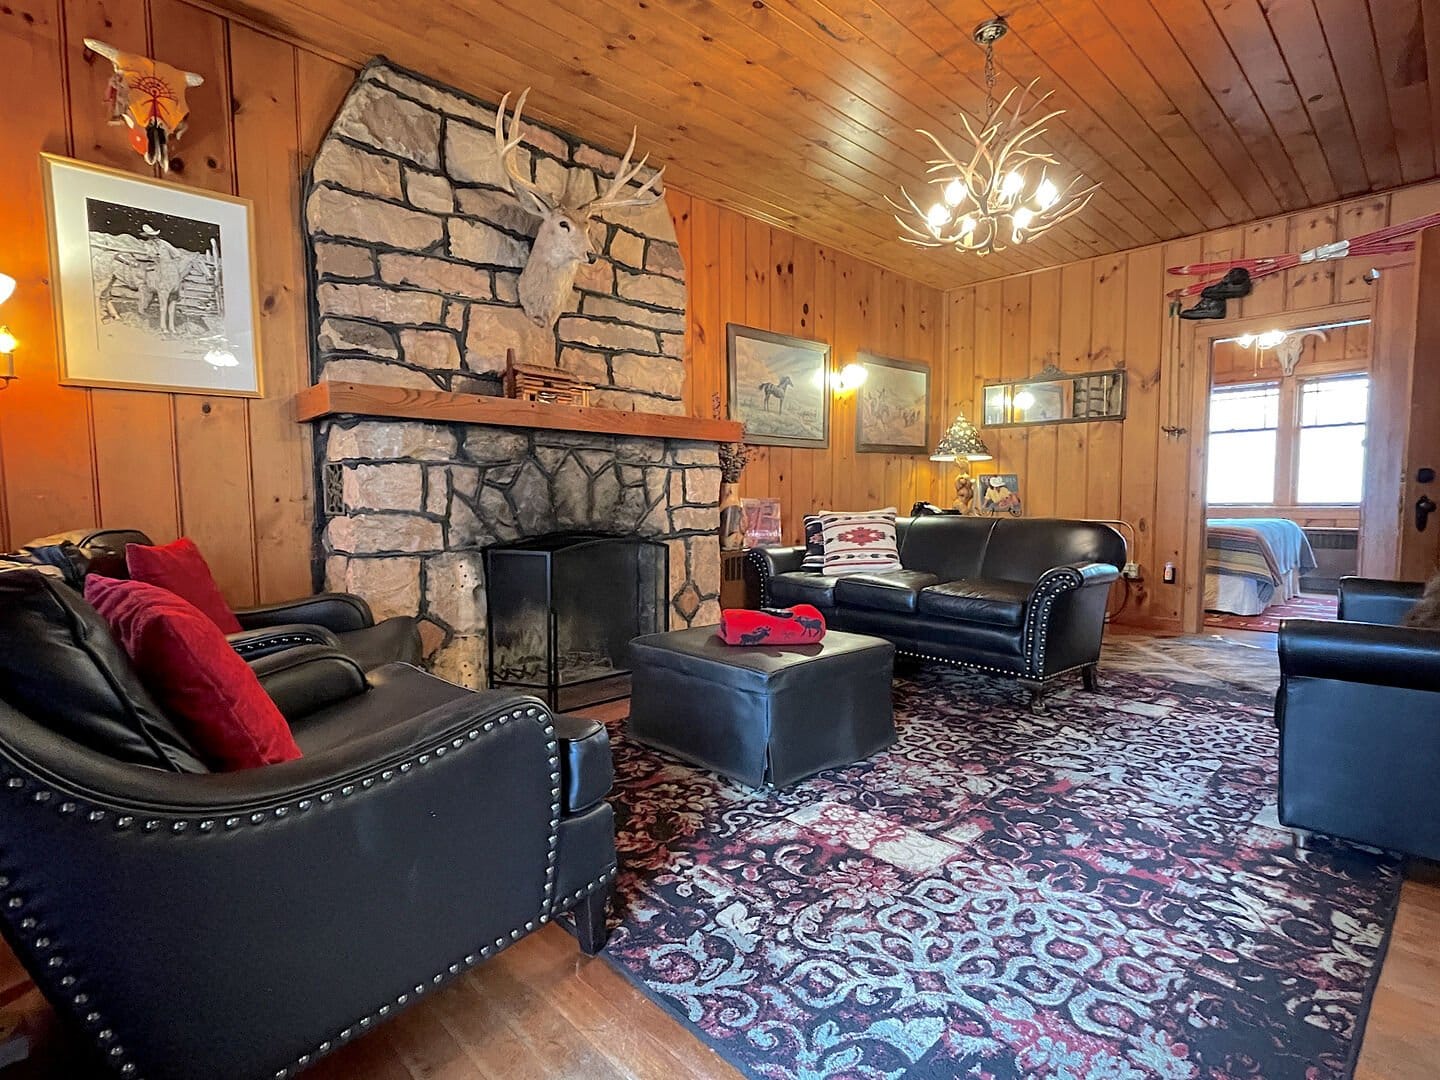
top-left (41, 153), bottom-right (262, 396)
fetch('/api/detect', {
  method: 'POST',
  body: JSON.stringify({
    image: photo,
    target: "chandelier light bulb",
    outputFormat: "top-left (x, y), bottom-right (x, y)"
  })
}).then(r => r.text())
top-left (1001, 171), bottom-right (1025, 198)
top-left (926, 203), bottom-right (951, 231)
top-left (1035, 178), bottom-right (1059, 210)
top-left (1012, 207), bottom-right (1035, 230)
top-left (942, 179), bottom-right (967, 207)
top-left (960, 215), bottom-right (977, 236)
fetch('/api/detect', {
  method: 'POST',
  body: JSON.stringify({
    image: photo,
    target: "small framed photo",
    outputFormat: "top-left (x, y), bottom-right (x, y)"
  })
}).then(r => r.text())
top-left (978, 474), bottom-right (1023, 516)
top-left (727, 324), bottom-right (830, 448)
top-left (855, 352), bottom-right (930, 454)
top-left (741, 497), bottom-right (782, 547)
top-left (42, 153), bottom-right (263, 396)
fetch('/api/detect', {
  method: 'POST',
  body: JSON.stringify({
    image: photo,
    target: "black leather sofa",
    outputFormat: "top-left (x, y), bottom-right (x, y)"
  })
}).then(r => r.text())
top-left (1277, 575), bottom-right (1440, 859)
top-left (26, 527), bottom-right (422, 672)
top-left (748, 516), bottom-right (1125, 701)
top-left (0, 568), bottom-right (615, 1080)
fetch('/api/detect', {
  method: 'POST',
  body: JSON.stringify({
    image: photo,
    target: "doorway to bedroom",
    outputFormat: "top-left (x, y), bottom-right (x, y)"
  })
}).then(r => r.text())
top-left (1200, 316), bottom-right (1371, 632)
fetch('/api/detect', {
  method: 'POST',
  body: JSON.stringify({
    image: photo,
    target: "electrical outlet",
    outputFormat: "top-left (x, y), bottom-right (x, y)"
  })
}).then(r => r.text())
top-left (1121, 561), bottom-right (1141, 580)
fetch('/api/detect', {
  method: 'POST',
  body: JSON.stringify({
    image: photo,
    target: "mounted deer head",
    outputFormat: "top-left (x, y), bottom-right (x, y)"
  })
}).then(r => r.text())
top-left (494, 89), bottom-right (665, 330)
top-left (85, 39), bottom-right (204, 173)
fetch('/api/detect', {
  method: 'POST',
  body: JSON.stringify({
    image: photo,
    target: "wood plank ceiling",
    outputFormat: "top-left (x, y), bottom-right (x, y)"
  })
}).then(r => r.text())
top-left (206, 0), bottom-right (1439, 290)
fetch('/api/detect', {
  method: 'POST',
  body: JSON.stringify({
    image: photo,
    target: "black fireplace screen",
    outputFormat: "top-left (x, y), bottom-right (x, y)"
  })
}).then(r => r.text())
top-left (483, 534), bottom-right (668, 710)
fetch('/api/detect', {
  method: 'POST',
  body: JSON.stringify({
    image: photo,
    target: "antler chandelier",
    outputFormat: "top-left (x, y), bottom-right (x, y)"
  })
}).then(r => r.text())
top-left (889, 18), bottom-right (1098, 256)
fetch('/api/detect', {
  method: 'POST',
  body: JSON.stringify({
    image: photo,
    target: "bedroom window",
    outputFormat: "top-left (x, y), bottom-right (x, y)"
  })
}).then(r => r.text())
top-left (1296, 374), bottom-right (1369, 504)
top-left (1207, 382), bottom-right (1280, 504)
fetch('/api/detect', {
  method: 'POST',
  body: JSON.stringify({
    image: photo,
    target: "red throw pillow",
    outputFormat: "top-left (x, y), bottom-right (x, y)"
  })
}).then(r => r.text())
top-left (125, 538), bottom-right (243, 634)
top-left (719, 605), bottom-right (827, 646)
top-left (84, 576), bottom-right (302, 771)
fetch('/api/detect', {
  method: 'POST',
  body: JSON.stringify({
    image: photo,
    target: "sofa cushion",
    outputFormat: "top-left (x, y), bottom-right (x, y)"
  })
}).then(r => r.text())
top-left (769, 571), bottom-right (839, 609)
top-left (819, 508), bottom-right (901, 576)
top-left (896, 515), bottom-right (994, 580)
top-left (834, 570), bottom-right (941, 614)
top-left (85, 576), bottom-right (302, 771)
top-left (981, 519), bottom-right (1126, 584)
top-left (917, 579), bottom-right (1032, 627)
top-left (0, 569), bottom-right (209, 772)
top-left (126, 537), bottom-right (243, 634)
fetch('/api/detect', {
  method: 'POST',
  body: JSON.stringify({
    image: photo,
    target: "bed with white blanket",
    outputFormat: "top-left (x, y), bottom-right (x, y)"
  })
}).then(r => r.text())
top-left (1204, 518), bottom-right (1318, 616)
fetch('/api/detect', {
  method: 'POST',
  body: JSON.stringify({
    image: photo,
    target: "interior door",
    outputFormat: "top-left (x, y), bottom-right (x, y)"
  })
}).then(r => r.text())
top-left (1399, 226), bottom-right (1440, 580)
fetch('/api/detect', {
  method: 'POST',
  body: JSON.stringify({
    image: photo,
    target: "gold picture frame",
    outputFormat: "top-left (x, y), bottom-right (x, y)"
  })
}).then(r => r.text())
top-left (41, 153), bottom-right (264, 397)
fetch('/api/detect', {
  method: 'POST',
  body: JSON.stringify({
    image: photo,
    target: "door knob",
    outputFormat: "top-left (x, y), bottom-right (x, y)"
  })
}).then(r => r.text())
top-left (1418, 495), bottom-right (1437, 532)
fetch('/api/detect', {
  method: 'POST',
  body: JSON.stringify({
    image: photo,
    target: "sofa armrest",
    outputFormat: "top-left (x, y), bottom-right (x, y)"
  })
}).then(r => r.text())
top-left (228, 622), bottom-right (342, 663)
top-left (250, 644), bottom-right (367, 721)
top-left (1337, 577), bottom-right (1424, 626)
top-left (1279, 618), bottom-right (1440, 693)
top-left (234, 593), bottom-right (374, 633)
top-left (749, 546), bottom-right (806, 577)
top-left (1030, 561), bottom-right (1120, 596)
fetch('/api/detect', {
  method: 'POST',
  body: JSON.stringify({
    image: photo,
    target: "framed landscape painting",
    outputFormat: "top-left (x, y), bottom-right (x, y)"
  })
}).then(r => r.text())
top-left (855, 352), bottom-right (930, 454)
top-left (42, 153), bottom-right (263, 396)
top-left (727, 323), bottom-right (830, 448)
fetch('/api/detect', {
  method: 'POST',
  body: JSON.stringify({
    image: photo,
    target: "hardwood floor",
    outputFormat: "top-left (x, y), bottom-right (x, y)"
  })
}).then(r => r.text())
top-left (4, 676), bottom-right (1437, 1079)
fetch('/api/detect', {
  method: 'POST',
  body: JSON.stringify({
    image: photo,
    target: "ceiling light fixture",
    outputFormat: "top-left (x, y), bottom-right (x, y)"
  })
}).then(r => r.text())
top-left (889, 17), bottom-right (1099, 256)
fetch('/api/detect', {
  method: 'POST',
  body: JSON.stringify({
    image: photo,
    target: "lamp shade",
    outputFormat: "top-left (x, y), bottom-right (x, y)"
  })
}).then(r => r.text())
top-left (930, 412), bottom-right (992, 462)
top-left (0, 274), bottom-right (14, 308)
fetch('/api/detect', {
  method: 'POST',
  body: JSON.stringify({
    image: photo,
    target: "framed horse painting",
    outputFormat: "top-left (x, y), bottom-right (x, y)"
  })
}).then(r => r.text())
top-left (726, 323), bottom-right (830, 448)
top-left (855, 352), bottom-right (930, 454)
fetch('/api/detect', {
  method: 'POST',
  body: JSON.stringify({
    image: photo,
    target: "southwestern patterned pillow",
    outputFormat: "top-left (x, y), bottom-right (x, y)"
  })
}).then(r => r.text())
top-left (801, 515), bottom-right (826, 571)
top-left (819, 507), bottom-right (901, 577)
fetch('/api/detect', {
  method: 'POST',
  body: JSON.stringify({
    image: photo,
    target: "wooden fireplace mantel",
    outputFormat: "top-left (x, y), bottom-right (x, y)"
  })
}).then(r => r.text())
top-left (295, 381), bottom-right (744, 443)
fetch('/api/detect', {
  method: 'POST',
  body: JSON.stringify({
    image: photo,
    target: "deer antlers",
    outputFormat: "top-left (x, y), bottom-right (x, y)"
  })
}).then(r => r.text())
top-left (493, 88), bottom-right (665, 219)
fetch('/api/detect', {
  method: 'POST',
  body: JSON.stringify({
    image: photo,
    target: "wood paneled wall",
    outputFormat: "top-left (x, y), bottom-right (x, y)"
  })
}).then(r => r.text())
top-left (944, 180), bottom-right (1440, 628)
top-left (667, 193), bottom-right (949, 547)
top-left (0, 0), bottom-right (947, 601)
top-left (0, 0), bottom-right (355, 604)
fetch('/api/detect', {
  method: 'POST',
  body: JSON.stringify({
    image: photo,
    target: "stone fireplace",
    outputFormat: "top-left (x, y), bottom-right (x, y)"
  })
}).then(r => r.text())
top-left (304, 61), bottom-right (723, 690)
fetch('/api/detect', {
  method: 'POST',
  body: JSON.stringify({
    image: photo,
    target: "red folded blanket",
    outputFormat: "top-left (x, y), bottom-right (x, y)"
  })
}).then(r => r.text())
top-left (719, 605), bottom-right (827, 646)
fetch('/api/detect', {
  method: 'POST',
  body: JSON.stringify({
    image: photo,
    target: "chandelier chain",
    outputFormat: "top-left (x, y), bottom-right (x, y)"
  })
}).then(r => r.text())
top-left (983, 40), bottom-right (997, 125)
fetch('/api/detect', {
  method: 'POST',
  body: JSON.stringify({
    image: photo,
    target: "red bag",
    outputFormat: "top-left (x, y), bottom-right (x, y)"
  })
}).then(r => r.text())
top-left (719, 605), bottom-right (827, 646)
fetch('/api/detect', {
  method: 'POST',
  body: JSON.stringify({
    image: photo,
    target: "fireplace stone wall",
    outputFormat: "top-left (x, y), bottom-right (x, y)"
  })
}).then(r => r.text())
top-left (305, 61), bottom-right (719, 690)
top-left (304, 60), bottom-right (686, 414)
top-left (320, 419), bottom-right (722, 689)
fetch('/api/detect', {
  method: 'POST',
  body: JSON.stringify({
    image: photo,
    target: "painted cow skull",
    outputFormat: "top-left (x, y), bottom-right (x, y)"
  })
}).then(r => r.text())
top-left (493, 89), bottom-right (665, 330)
top-left (85, 38), bottom-right (204, 173)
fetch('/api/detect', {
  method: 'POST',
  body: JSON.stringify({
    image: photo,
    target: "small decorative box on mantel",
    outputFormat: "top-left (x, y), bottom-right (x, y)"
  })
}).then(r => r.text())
top-left (503, 349), bottom-right (594, 407)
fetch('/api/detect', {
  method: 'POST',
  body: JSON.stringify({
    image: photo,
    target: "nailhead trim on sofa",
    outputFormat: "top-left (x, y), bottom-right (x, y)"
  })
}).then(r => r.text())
top-left (0, 702), bottom-right (570, 1080)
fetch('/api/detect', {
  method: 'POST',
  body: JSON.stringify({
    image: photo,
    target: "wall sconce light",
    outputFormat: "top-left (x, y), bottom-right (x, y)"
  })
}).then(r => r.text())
top-left (0, 273), bottom-right (17, 389)
top-left (835, 363), bottom-right (868, 393)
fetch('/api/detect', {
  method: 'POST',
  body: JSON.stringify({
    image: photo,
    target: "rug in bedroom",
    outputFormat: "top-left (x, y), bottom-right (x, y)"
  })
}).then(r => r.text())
top-left (600, 655), bottom-right (1399, 1080)
top-left (1204, 592), bottom-right (1338, 633)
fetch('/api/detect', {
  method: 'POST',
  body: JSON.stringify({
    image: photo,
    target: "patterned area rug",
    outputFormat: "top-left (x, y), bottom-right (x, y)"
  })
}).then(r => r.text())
top-left (601, 642), bottom-right (1400, 1080)
top-left (1203, 593), bottom-right (1339, 634)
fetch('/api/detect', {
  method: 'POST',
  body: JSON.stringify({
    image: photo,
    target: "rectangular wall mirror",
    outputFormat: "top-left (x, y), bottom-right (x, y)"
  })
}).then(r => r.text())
top-left (982, 366), bottom-right (1126, 427)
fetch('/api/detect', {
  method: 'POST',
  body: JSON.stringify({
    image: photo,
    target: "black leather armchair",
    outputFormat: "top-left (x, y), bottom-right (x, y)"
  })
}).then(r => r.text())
top-left (1276, 576), bottom-right (1440, 859)
top-left (0, 570), bottom-right (616, 1080)
top-left (25, 527), bottom-right (422, 671)
top-left (747, 516), bottom-right (1125, 703)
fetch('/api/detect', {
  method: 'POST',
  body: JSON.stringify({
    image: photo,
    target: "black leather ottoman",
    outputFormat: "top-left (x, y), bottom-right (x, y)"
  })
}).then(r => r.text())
top-left (627, 626), bottom-right (896, 788)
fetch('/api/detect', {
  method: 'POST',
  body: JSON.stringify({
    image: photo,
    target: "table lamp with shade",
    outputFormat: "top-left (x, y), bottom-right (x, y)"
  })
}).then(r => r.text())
top-left (930, 412), bottom-right (992, 513)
